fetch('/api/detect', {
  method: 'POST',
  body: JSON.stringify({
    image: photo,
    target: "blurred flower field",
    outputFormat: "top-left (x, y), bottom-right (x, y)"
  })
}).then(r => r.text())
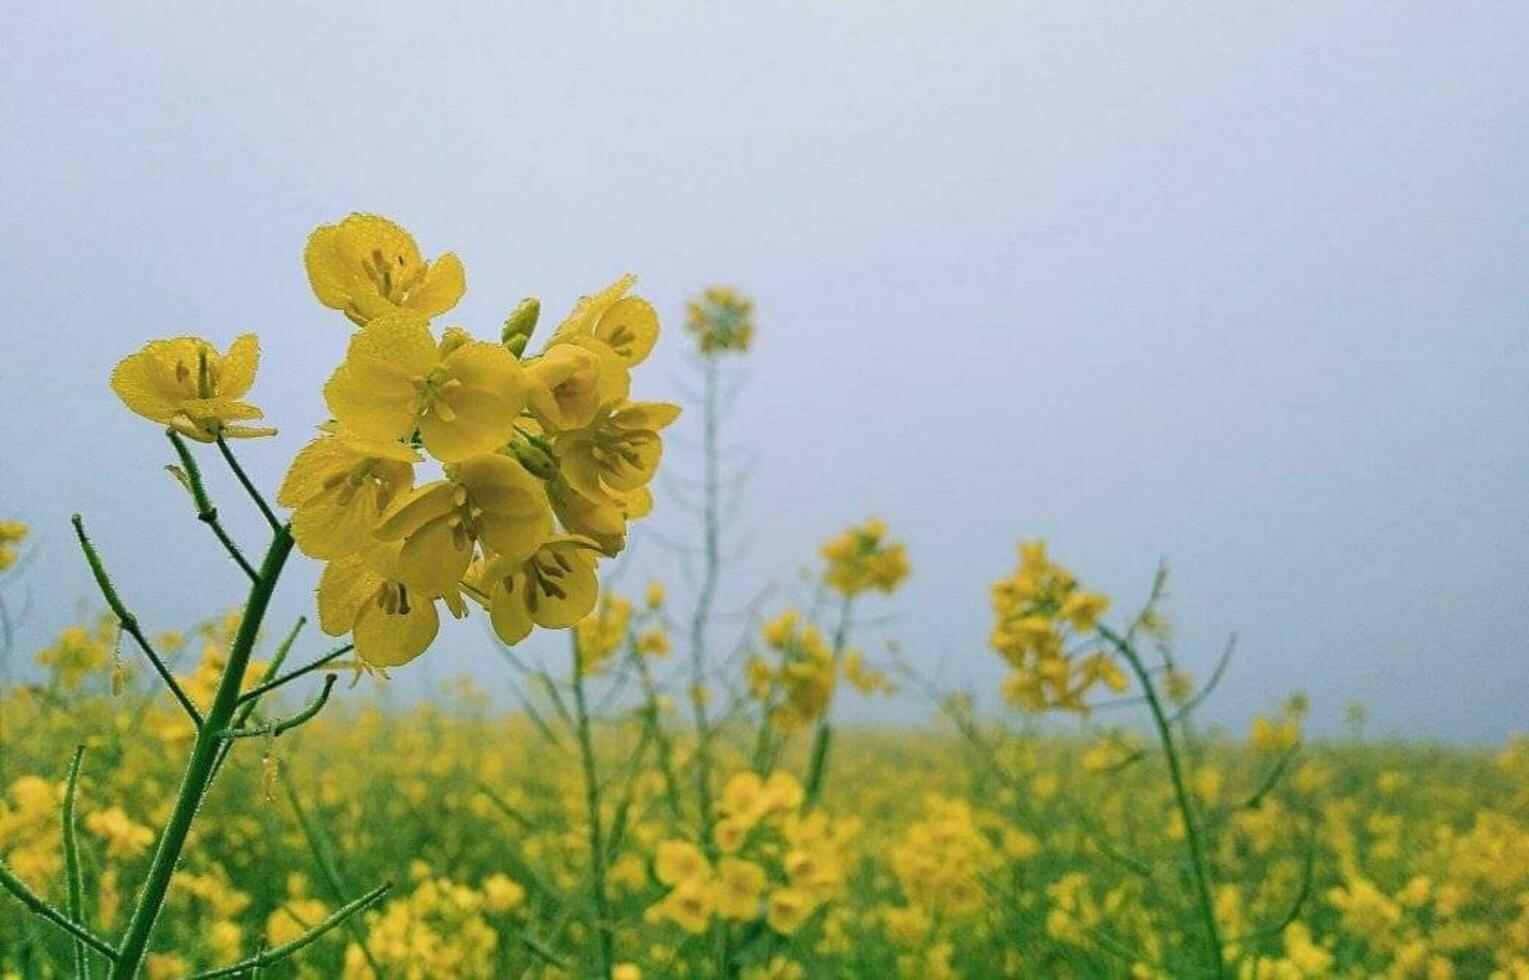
top-left (1, 215), bottom-right (1526, 978)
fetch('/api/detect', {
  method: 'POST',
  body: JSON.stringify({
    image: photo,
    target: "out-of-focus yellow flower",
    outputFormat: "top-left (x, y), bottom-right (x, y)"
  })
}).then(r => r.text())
top-left (989, 540), bottom-right (1119, 713)
top-left (843, 649), bottom-right (894, 695)
top-left (654, 840), bottom-right (709, 886)
top-left (324, 314), bottom-right (525, 463)
top-left (686, 286), bottom-right (756, 354)
top-left (575, 594), bottom-right (632, 676)
top-left (613, 965), bottom-right (642, 980)
top-left (111, 334), bottom-right (273, 442)
top-left (645, 580), bottom-right (665, 609)
top-left (304, 213), bottom-right (466, 326)
top-left (821, 519), bottom-right (910, 597)
top-left (766, 887), bottom-right (815, 934)
top-left (0, 520), bottom-right (27, 572)
top-left (36, 625), bottom-right (110, 690)
top-left (636, 628), bottom-right (669, 657)
top-left (1250, 715), bottom-right (1301, 754)
top-left (482, 873), bottom-right (526, 913)
top-left (84, 806), bottom-right (154, 859)
top-left (713, 858), bottom-right (766, 920)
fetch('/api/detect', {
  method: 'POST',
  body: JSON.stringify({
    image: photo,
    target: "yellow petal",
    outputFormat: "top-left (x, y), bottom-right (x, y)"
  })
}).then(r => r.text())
top-left (353, 588), bottom-right (439, 667)
top-left (594, 296), bottom-right (659, 366)
top-left (488, 574), bottom-right (534, 646)
top-left (374, 482), bottom-right (456, 541)
top-left (316, 555), bottom-right (381, 637)
top-left (219, 334), bottom-right (260, 399)
top-left (404, 253), bottom-right (466, 319)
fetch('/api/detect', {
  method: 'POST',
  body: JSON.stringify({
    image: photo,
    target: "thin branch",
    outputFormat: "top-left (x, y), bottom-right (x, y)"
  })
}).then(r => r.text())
top-left (187, 881), bottom-right (392, 978)
top-left (237, 644), bottom-right (352, 706)
top-left (219, 674), bottom-right (336, 739)
top-left (0, 860), bottom-right (119, 961)
top-left (70, 514), bottom-right (203, 727)
top-left (62, 745), bottom-right (91, 979)
top-left (1171, 634), bottom-right (1237, 724)
top-left (1241, 744), bottom-right (1300, 810)
top-left (166, 429), bottom-right (259, 582)
top-left (215, 435), bottom-right (281, 531)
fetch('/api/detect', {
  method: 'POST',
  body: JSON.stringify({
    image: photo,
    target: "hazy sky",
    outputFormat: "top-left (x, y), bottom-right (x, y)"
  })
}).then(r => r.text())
top-left (3, 4), bottom-right (1525, 740)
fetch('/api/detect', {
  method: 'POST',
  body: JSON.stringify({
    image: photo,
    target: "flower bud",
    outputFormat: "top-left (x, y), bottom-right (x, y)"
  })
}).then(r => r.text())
top-left (509, 438), bottom-right (558, 480)
top-left (502, 297), bottom-right (540, 357)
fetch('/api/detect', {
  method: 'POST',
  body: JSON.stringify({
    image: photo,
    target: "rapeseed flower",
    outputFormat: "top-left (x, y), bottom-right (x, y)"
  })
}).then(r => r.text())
top-left (111, 334), bottom-right (272, 441)
top-left (304, 213), bottom-right (465, 326)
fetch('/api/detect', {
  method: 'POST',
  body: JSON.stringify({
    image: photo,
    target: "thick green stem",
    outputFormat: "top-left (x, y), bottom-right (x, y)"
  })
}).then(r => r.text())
top-left (110, 527), bottom-right (293, 979)
top-left (1101, 625), bottom-right (1225, 978)
top-left (570, 653), bottom-right (614, 977)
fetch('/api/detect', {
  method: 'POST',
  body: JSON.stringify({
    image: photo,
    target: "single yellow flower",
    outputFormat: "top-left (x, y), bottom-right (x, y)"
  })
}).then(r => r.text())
top-left (317, 544), bottom-right (465, 667)
top-left (765, 887), bottom-right (815, 935)
top-left (470, 536), bottom-right (600, 645)
top-left (324, 313), bottom-right (526, 463)
top-left (111, 334), bottom-right (273, 442)
top-left (373, 453), bottom-right (553, 594)
top-left (548, 479), bottom-right (652, 556)
top-left (712, 858), bottom-right (766, 920)
top-left (277, 427), bottom-right (418, 560)
top-left (555, 401), bottom-right (681, 501)
top-left (547, 274), bottom-right (660, 366)
top-left (304, 213), bottom-right (466, 325)
top-left (654, 840), bottom-right (710, 887)
top-left (523, 343), bottom-right (628, 432)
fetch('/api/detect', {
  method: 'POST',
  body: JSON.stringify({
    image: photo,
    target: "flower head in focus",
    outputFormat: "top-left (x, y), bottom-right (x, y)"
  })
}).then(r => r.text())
top-left (305, 213), bottom-right (466, 326)
top-left (111, 334), bottom-right (273, 442)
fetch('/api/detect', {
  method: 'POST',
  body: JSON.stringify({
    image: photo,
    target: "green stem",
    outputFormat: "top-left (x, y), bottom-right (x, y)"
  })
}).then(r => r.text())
top-left (802, 594), bottom-right (853, 808)
top-left (62, 745), bottom-right (90, 979)
top-left (110, 526), bottom-right (294, 979)
top-left (687, 355), bottom-right (722, 847)
top-left (215, 435), bottom-right (281, 531)
top-left (1100, 625), bottom-right (1225, 978)
top-left (570, 648), bottom-right (614, 978)
top-left (167, 430), bottom-right (259, 583)
top-left (71, 515), bottom-right (203, 727)
top-left (0, 861), bottom-right (118, 961)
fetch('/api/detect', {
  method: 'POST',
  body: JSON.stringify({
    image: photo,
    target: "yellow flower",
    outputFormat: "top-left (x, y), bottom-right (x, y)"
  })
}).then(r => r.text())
top-left (266, 897), bottom-right (328, 947)
top-left (575, 594), bottom-right (633, 676)
top-left (373, 453), bottom-right (553, 593)
top-left (111, 334), bottom-right (273, 442)
top-left (713, 858), bottom-right (766, 920)
top-left (554, 401), bottom-right (681, 502)
top-left (546, 274), bottom-right (660, 366)
top-left (686, 286), bottom-right (755, 354)
top-left (0, 520), bottom-right (28, 572)
top-left (324, 313), bottom-right (525, 463)
top-left (821, 519), bottom-right (910, 597)
top-left (645, 580), bottom-right (665, 608)
top-left (654, 840), bottom-right (710, 886)
top-left (317, 544), bottom-right (464, 667)
top-left (647, 874), bottom-right (712, 934)
top-left (84, 806), bottom-right (154, 859)
top-left (636, 629), bottom-right (670, 657)
top-left (524, 343), bottom-right (628, 433)
top-left (277, 427), bottom-right (418, 560)
top-left (481, 873), bottom-right (527, 913)
top-left (766, 887), bottom-right (816, 934)
top-left (548, 479), bottom-right (652, 556)
top-left (304, 213), bottom-right (465, 325)
top-left (471, 537), bottom-right (600, 645)
top-left (613, 965), bottom-right (642, 980)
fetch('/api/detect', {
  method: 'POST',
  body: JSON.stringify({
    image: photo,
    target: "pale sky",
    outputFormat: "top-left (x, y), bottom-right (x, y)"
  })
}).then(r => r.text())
top-left (3, 4), bottom-right (1525, 740)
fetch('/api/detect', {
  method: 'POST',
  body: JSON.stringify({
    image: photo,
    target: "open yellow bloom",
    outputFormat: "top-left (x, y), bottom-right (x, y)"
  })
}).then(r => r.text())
top-left (111, 334), bottom-right (273, 442)
top-left (304, 213), bottom-right (466, 325)
top-left (317, 543), bottom-right (465, 667)
top-left (766, 887), bottom-right (816, 935)
top-left (548, 480), bottom-right (651, 556)
top-left (523, 342), bottom-right (628, 433)
top-left (324, 313), bottom-right (525, 463)
top-left (277, 427), bottom-right (418, 560)
top-left (547, 274), bottom-right (660, 366)
top-left (556, 401), bottom-right (681, 502)
top-left (469, 536), bottom-right (600, 645)
top-left (655, 840), bottom-right (710, 886)
top-left (373, 453), bottom-right (553, 594)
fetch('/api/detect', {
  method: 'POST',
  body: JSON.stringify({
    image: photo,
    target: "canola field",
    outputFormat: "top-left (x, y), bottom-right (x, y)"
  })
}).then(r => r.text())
top-left (1, 215), bottom-right (1526, 978)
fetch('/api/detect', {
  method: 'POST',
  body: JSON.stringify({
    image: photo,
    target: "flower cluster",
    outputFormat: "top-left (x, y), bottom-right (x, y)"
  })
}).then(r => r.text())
top-left (646, 770), bottom-right (852, 937)
top-left (820, 518), bottom-right (909, 598)
top-left (574, 593), bottom-right (634, 676)
top-left (282, 215), bottom-right (674, 667)
top-left (989, 540), bottom-right (1121, 712)
top-left (889, 795), bottom-right (1007, 919)
top-left (685, 286), bottom-right (755, 354)
top-left (35, 621), bottom-right (113, 690)
top-left (746, 611), bottom-right (837, 734)
top-left (0, 520), bottom-right (27, 572)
